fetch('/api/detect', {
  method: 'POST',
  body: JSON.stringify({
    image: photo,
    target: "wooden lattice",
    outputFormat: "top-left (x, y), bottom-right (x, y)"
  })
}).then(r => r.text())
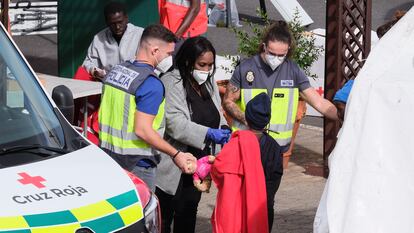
top-left (323, 0), bottom-right (372, 176)
top-left (341, 0), bottom-right (372, 80)
top-left (0, 0), bottom-right (9, 28)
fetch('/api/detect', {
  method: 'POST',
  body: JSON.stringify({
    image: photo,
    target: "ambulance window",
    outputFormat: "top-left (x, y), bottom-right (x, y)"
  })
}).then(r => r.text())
top-left (0, 28), bottom-right (65, 152)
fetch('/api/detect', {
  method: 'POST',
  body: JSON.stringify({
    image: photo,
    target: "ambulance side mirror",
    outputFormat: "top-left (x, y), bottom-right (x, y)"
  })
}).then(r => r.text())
top-left (52, 85), bottom-right (74, 124)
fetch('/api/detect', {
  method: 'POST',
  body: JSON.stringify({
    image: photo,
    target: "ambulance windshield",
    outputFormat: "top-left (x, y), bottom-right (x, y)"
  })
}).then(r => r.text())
top-left (0, 26), bottom-right (65, 153)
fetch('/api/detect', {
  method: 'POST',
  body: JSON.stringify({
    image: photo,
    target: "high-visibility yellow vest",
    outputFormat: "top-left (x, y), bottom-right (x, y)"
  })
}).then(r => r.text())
top-left (233, 88), bottom-right (298, 147)
top-left (231, 56), bottom-right (300, 147)
top-left (98, 62), bottom-right (165, 156)
top-left (158, 0), bottom-right (208, 38)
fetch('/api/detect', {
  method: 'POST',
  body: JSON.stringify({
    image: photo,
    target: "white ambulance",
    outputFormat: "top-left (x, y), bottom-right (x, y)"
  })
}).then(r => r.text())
top-left (0, 23), bottom-right (160, 232)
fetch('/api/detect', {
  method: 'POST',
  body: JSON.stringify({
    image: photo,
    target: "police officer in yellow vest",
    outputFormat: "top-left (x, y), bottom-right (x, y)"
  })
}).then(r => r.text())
top-left (99, 24), bottom-right (197, 191)
top-left (223, 21), bottom-right (339, 152)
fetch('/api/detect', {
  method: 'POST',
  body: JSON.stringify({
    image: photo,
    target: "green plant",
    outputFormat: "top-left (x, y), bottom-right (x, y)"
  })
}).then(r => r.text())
top-left (288, 9), bottom-right (324, 79)
top-left (233, 8), bottom-right (270, 57)
top-left (229, 8), bottom-right (324, 79)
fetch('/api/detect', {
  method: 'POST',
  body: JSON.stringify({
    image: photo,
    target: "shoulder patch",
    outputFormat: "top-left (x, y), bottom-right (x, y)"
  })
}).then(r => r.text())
top-left (106, 65), bottom-right (140, 90)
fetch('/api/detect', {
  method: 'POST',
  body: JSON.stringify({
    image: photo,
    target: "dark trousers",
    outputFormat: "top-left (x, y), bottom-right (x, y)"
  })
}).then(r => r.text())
top-left (155, 174), bottom-right (202, 233)
top-left (266, 175), bottom-right (282, 232)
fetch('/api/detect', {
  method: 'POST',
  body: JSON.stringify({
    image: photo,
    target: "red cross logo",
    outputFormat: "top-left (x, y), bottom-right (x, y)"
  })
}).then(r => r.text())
top-left (17, 172), bottom-right (46, 189)
top-left (316, 87), bottom-right (324, 96)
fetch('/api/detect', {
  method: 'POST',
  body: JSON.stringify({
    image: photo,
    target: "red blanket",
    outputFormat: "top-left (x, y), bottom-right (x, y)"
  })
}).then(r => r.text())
top-left (73, 66), bottom-right (100, 145)
top-left (211, 130), bottom-right (269, 233)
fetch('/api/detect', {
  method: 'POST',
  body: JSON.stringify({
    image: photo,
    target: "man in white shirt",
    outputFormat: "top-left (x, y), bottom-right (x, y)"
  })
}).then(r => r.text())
top-left (82, 1), bottom-right (144, 80)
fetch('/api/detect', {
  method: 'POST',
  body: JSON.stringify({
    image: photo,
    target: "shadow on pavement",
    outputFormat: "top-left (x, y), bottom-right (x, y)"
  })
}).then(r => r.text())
top-left (274, 208), bottom-right (316, 233)
top-left (290, 144), bottom-right (326, 177)
top-left (12, 34), bottom-right (58, 76)
top-left (195, 216), bottom-right (213, 233)
top-left (238, 13), bottom-right (268, 25)
top-left (195, 207), bottom-right (317, 233)
top-left (25, 55), bottom-right (58, 76)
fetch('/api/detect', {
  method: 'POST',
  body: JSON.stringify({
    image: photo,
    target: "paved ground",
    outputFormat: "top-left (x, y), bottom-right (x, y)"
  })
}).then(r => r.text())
top-left (195, 125), bottom-right (326, 233)
top-left (6, 1), bottom-right (413, 232)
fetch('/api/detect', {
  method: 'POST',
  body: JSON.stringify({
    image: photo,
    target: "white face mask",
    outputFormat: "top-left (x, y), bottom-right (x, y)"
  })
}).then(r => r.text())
top-left (155, 55), bottom-right (173, 74)
top-left (265, 53), bottom-right (285, 71)
top-left (192, 68), bottom-right (213, 85)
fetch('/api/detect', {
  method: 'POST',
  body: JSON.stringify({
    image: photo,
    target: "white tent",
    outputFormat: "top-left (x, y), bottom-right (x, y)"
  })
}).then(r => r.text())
top-left (314, 6), bottom-right (414, 233)
top-left (269, 0), bottom-right (314, 26)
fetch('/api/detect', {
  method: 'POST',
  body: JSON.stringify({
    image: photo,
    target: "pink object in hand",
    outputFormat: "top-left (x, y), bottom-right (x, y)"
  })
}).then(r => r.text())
top-left (193, 156), bottom-right (212, 181)
top-left (217, 3), bottom-right (225, 10)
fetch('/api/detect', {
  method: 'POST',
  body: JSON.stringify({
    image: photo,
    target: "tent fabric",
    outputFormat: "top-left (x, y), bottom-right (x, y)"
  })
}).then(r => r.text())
top-left (314, 7), bottom-right (414, 233)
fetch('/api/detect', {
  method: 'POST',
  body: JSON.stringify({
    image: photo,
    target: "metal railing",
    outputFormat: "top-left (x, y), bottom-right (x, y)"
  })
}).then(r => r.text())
top-left (2, 0), bottom-right (57, 35)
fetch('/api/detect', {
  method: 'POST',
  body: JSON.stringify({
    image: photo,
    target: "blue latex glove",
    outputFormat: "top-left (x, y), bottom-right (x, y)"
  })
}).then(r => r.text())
top-left (206, 128), bottom-right (231, 144)
top-left (333, 80), bottom-right (354, 103)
